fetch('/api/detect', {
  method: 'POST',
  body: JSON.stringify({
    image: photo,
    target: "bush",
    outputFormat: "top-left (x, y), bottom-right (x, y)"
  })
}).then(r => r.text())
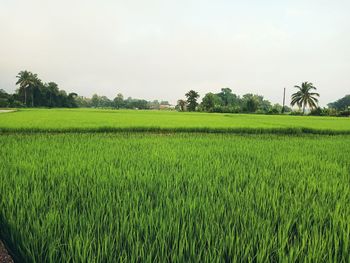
top-left (338, 110), bottom-right (350, 117)
top-left (0, 98), bottom-right (9, 107)
top-left (212, 106), bottom-right (240, 113)
top-left (267, 108), bottom-right (280, 115)
top-left (290, 111), bottom-right (303, 116)
top-left (309, 107), bottom-right (324, 116)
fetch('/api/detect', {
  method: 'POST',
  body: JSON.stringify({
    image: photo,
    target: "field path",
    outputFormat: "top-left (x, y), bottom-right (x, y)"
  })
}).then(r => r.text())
top-left (0, 241), bottom-right (13, 263)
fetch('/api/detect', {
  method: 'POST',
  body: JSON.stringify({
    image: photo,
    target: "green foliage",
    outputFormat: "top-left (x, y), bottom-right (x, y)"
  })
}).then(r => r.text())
top-left (14, 71), bottom-right (78, 108)
top-left (124, 97), bottom-right (150, 109)
top-left (3, 71), bottom-right (169, 109)
top-left (90, 95), bottom-right (152, 109)
top-left (185, 90), bottom-right (200, 111)
top-left (291, 82), bottom-right (320, 114)
top-left (201, 92), bottom-right (222, 112)
top-left (290, 111), bottom-right (304, 116)
top-left (217, 88), bottom-right (239, 107)
top-left (1, 133), bottom-right (350, 262)
top-left (0, 89), bottom-right (23, 108)
top-left (196, 89), bottom-right (274, 114)
top-left (176, 99), bottom-right (187, 111)
top-left (338, 110), bottom-right (350, 117)
top-left (113, 93), bottom-right (124, 109)
top-left (328, 95), bottom-right (350, 111)
top-left (242, 94), bottom-right (259, 112)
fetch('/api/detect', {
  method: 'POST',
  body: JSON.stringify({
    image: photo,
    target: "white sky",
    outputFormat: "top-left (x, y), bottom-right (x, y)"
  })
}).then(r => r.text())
top-left (1, 0), bottom-right (349, 105)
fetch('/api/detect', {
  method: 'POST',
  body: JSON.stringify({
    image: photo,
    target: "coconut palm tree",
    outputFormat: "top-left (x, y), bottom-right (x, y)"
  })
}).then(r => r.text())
top-left (16, 70), bottom-right (35, 106)
top-left (30, 74), bottom-right (41, 107)
top-left (291, 82), bottom-right (320, 114)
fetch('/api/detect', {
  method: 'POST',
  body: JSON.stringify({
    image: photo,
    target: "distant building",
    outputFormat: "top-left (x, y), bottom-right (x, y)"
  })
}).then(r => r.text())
top-left (159, 104), bottom-right (175, 110)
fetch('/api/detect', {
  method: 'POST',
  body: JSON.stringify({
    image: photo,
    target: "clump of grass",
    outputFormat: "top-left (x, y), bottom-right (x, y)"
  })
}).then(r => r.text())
top-left (1, 133), bottom-right (350, 262)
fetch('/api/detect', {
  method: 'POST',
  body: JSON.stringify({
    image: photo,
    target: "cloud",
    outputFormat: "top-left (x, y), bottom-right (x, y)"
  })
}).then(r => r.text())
top-left (1, 0), bottom-right (349, 105)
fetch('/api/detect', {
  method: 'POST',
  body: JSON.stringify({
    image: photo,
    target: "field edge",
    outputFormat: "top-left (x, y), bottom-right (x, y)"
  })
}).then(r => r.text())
top-left (1, 126), bottom-right (350, 135)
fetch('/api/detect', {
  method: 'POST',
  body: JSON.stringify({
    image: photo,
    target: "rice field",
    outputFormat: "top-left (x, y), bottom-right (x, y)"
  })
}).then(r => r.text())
top-left (0, 108), bottom-right (350, 134)
top-left (1, 133), bottom-right (350, 262)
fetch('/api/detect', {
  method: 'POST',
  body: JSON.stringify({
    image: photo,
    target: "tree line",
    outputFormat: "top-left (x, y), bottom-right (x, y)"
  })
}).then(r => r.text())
top-left (177, 82), bottom-right (349, 116)
top-left (75, 93), bottom-right (170, 109)
top-left (0, 71), bottom-right (349, 116)
top-left (0, 71), bottom-right (170, 109)
top-left (177, 88), bottom-right (290, 114)
top-left (0, 71), bottom-right (78, 108)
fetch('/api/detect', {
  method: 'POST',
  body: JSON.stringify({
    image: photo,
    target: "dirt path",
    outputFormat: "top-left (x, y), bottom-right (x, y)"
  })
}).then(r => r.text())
top-left (0, 110), bottom-right (15, 113)
top-left (0, 241), bottom-right (13, 263)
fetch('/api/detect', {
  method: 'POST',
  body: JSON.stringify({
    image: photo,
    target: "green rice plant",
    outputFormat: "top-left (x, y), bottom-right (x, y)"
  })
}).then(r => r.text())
top-left (0, 133), bottom-right (350, 262)
top-left (0, 109), bottom-right (349, 134)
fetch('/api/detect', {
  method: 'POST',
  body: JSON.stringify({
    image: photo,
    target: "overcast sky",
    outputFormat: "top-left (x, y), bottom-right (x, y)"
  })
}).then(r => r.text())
top-left (1, 0), bottom-right (349, 105)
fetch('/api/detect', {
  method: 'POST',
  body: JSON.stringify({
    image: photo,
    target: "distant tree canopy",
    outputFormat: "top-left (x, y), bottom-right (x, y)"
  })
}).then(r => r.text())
top-left (75, 94), bottom-right (164, 110)
top-left (328, 95), bottom-right (350, 111)
top-left (185, 88), bottom-right (286, 114)
top-left (3, 71), bottom-right (348, 117)
top-left (0, 71), bottom-right (170, 109)
top-left (10, 70), bottom-right (78, 108)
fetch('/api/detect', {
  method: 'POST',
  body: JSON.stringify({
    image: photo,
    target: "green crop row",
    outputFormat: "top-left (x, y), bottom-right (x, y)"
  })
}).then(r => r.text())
top-left (1, 109), bottom-right (350, 133)
top-left (1, 126), bottom-right (350, 135)
top-left (1, 133), bottom-right (349, 262)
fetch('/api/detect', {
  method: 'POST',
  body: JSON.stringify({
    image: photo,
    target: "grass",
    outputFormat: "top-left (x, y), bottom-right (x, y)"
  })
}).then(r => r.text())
top-left (1, 133), bottom-right (350, 262)
top-left (0, 108), bottom-right (349, 134)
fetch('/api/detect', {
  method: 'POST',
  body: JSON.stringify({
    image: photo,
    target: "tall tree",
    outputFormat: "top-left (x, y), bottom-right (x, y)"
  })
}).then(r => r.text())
top-left (177, 99), bottom-right (187, 111)
top-left (291, 82), bottom-right (320, 114)
top-left (46, 82), bottom-right (59, 107)
top-left (201, 93), bottom-right (221, 112)
top-left (217, 88), bottom-right (238, 107)
top-left (16, 70), bottom-right (35, 106)
top-left (91, 94), bottom-right (100, 108)
top-left (30, 74), bottom-right (41, 107)
top-left (185, 90), bottom-right (199, 111)
top-left (242, 94), bottom-right (259, 113)
top-left (67, 93), bottom-right (78, 108)
top-left (113, 93), bottom-right (124, 109)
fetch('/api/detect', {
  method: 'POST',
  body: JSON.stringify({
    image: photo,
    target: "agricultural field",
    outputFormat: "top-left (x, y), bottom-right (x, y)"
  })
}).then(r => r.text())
top-left (1, 132), bottom-right (350, 262)
top-left (0, 109), bottom-right (350, 262)
top-left (0, 108), bottom-right (350, 134)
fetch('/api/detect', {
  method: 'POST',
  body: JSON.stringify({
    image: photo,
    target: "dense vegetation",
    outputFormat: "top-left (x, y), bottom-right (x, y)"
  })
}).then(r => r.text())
top-left (0, 109), bottom-right (350, 134)
top-left (178, 86), bottom-right (349, 116)
top-left (179, 88), bottom-right (290, 114)
top-left (1, 133), bottom-right (349, 262)
top-left (0, 71), bottom-right (169, 109)
top-left (1, 70), bottom-right (349, 116)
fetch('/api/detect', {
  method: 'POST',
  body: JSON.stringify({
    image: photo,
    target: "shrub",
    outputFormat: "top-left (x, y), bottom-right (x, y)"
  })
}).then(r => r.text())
top-left (338, 110), bottom-right (350, 117)
top-left (309, 107), bottom-right (324, 116)
top-left (267, 108), bottom-right (280, 115)
top-left (290, 111), bottom-right (303, 116)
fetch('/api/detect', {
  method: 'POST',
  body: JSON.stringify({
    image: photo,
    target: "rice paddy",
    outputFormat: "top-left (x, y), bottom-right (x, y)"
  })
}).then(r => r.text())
top-left (0, 108), bottom-right (350, 134)
top-left (1, 132), bottom-right (350, 262)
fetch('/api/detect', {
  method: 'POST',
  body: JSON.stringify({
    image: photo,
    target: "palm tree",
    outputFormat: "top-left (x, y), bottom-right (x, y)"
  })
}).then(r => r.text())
top-left (291, 82), bottom-right (320, 114)
top-left (16, 70), bottom-right (35, 106)
top-left (30, 73), bottom-right (41, 107)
